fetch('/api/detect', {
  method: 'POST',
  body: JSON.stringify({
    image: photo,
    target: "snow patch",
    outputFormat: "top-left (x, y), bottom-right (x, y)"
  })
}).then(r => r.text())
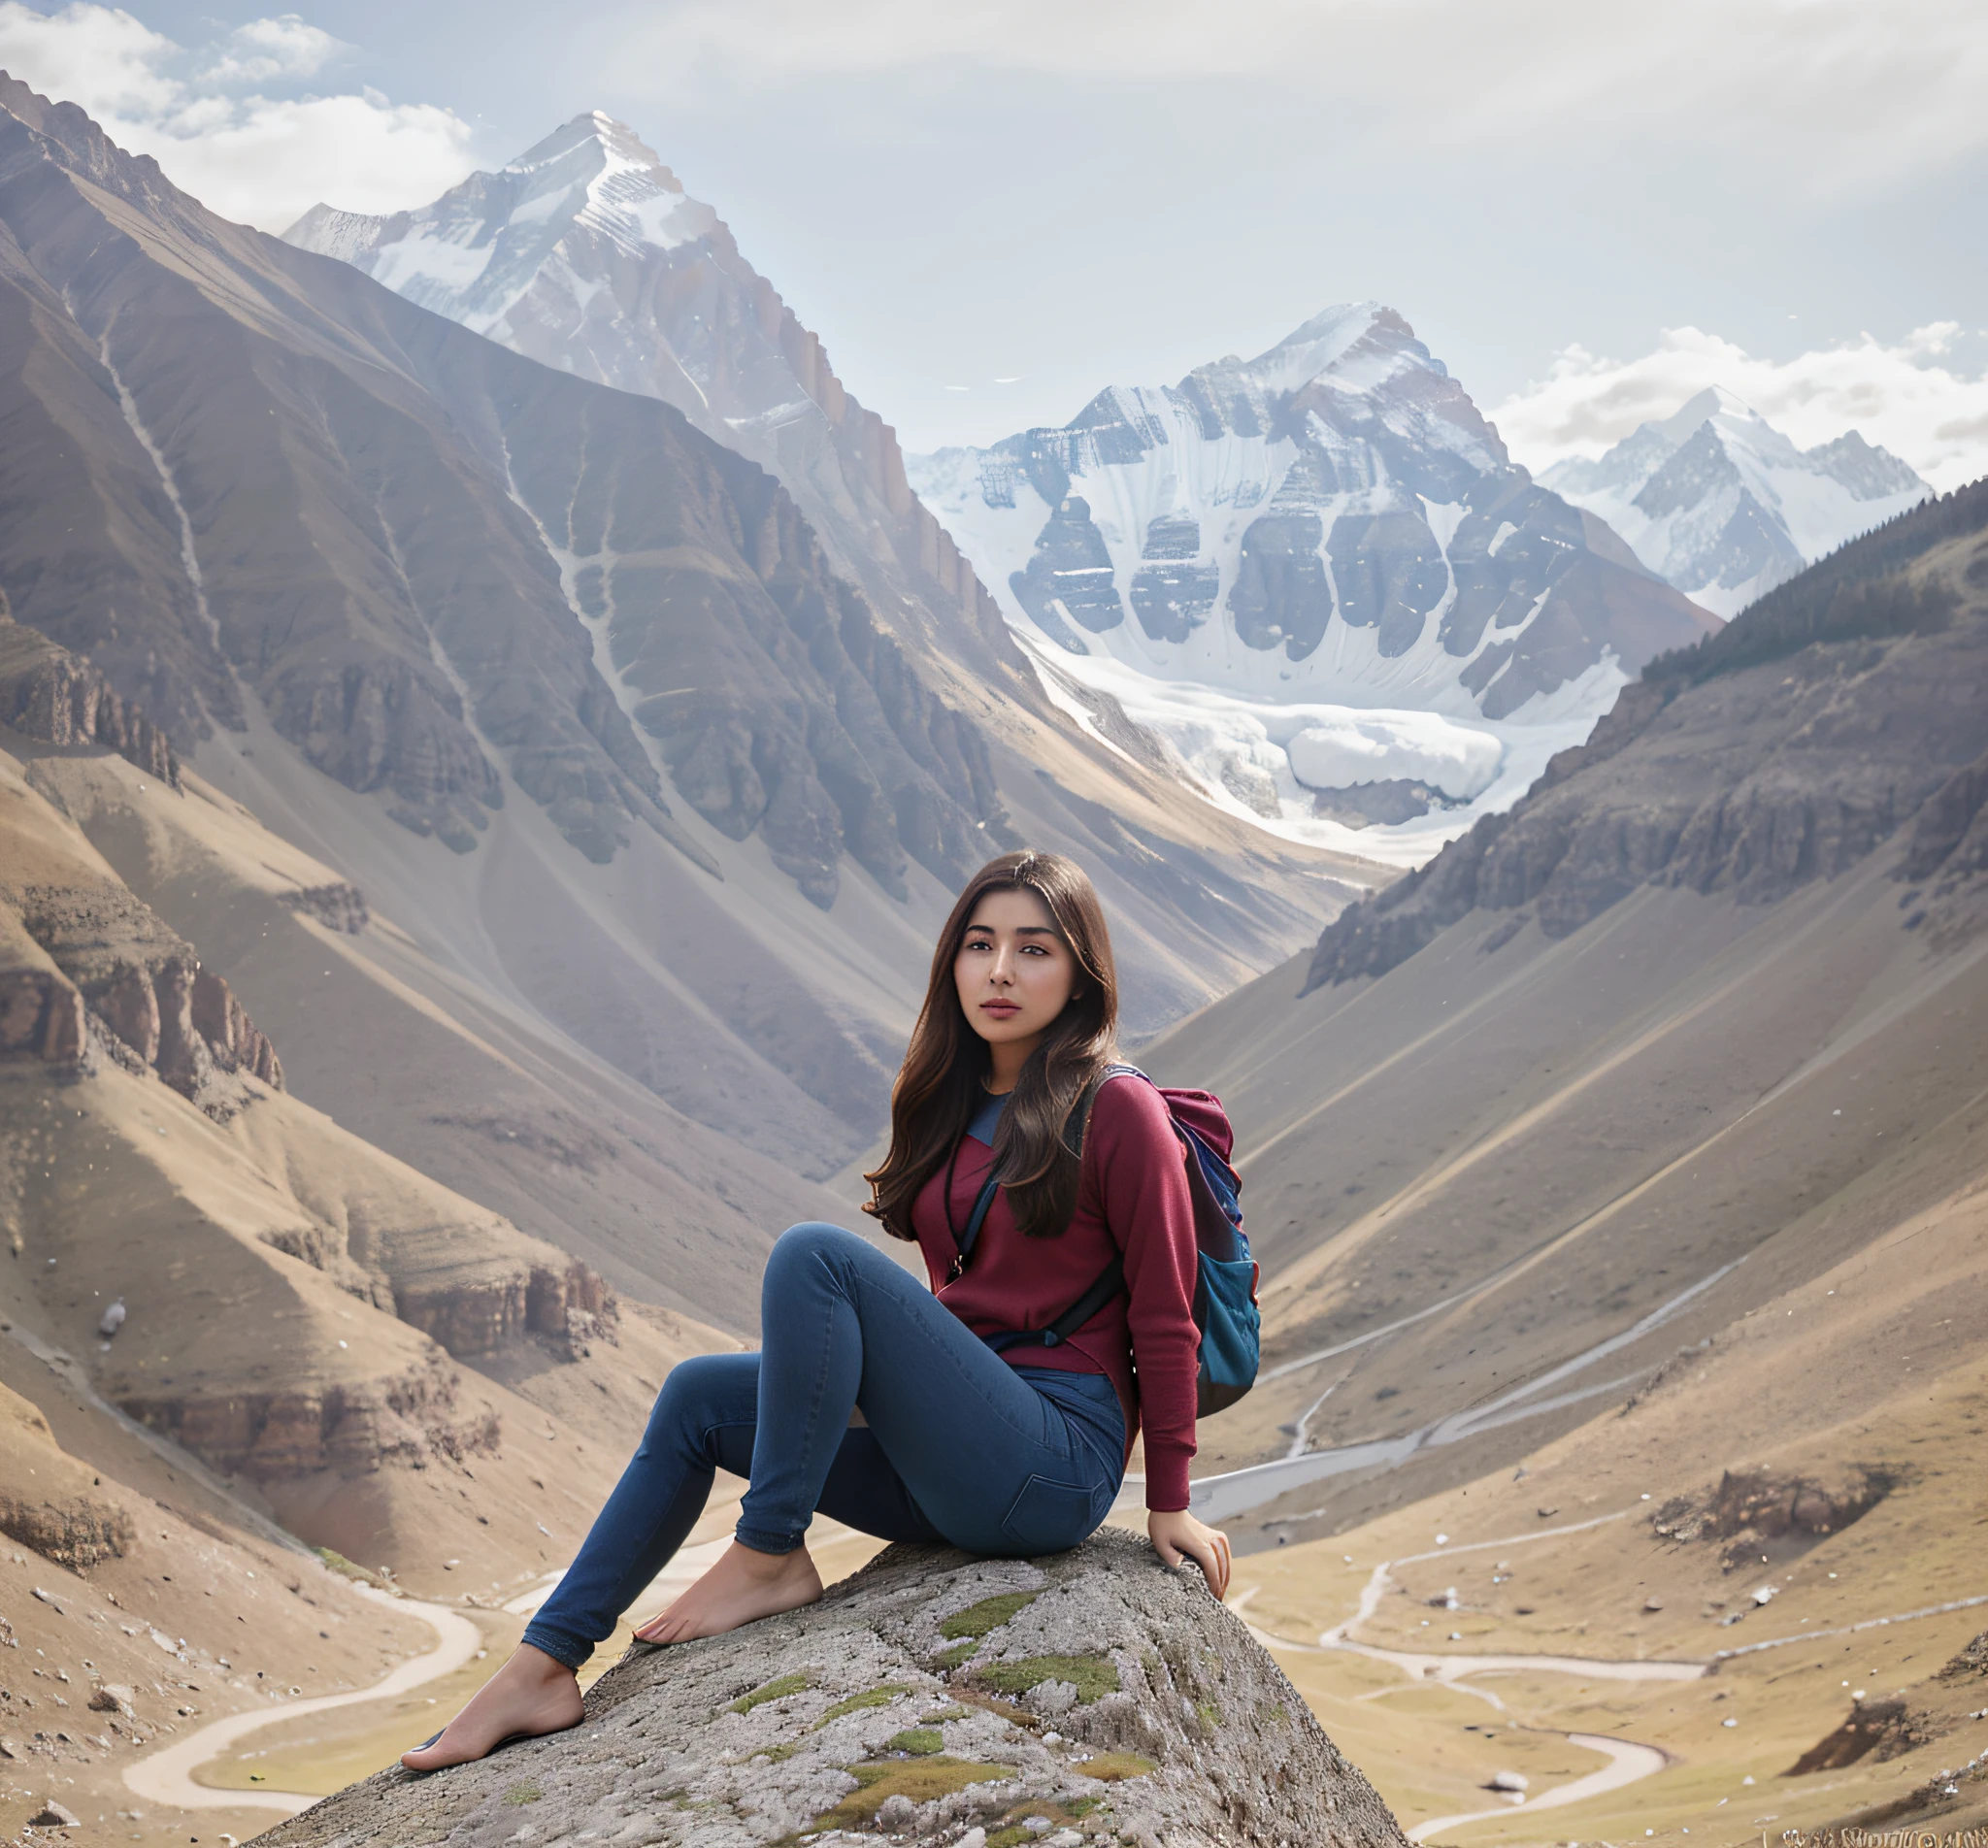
top-left (1287, 713), bottom-right (1501, 800)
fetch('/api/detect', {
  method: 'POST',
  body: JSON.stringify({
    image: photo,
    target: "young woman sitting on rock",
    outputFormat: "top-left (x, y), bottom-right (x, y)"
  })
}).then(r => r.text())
top-left (405, 849), bottom-right (1232, 1770)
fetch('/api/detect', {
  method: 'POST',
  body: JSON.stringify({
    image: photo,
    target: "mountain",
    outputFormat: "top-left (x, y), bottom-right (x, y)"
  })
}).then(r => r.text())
top-left (1541, 386), bottom-right (1930, 618)
top-left (910, 305), bottom-right (1718, 857)
top-left (282, 113), bottom-right (1015, 682)
top-left (0, 72), bottom-right (1360, 1211)
top-left (1136, 487), bottom-right (1988, 1842)
top-left (1, 679), bottom-right (740, 1574)
top-left (1141, 479), bottom-right (1988, 1504)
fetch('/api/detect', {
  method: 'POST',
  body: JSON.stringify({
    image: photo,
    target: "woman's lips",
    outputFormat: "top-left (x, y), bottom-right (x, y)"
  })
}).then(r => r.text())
top-left (979, 1000), bottom-right (1021, 1016)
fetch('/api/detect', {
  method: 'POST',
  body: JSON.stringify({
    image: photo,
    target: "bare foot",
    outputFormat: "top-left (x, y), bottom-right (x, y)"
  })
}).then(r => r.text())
top-left (634, 1539), bottom-right (823, 1645)
top-left (401, 1643), bottom-right (583, 1770)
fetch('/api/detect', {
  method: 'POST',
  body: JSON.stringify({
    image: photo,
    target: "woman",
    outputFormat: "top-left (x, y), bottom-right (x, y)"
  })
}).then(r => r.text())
top-left (405, 849), bottom-right (1232, 1770)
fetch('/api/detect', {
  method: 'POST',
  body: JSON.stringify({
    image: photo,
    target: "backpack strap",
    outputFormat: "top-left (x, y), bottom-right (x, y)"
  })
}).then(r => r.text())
top-left (953, 1064), bottom-right (1143, 1278)
top-left (979, 1063), bottom-right (1147, 1347)
top-left (982, 1252), bottom-right (1126, 1353)
top-left (1060, 1062), bottom-right (1145, 1161)
top-left (948, 1171), bottom-right (1001, 1280)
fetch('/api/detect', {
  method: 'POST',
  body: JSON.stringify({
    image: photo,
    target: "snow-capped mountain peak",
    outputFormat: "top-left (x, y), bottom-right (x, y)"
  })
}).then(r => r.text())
top-left (284, 107), bottom-right (1021, 737)
top-left (285, 112), bottom-right (716, 339)
top-left (910, 304), bottom-right (1715, 860)
top-left (1541, 390), bottom-right (1927, 618)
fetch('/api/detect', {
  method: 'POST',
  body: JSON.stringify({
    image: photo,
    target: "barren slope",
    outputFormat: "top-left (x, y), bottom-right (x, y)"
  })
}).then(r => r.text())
top-left (1144, 485), bottom-right (1988, 1505)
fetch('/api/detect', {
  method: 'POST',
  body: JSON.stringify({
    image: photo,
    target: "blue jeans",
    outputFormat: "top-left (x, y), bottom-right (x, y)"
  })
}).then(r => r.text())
top-left (522, 1222), bottom-right (1126, 1669)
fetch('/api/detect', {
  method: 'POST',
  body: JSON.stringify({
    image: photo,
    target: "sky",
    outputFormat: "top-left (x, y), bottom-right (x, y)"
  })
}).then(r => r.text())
top-left (1, 0), bottom-right (1984, 483)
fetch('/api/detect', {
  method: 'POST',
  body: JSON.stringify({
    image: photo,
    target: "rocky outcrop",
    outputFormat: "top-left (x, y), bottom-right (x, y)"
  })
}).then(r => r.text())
top-left (262, 1531), bottom-right (1408, 1848)
top-left (1304, 483), bottom-right (1988, 990)
top-left (1652, 1467), bottom-right (1895, 1568)
top-left (8, 881), bottom-right (282, 1095)
top-left (1787, 1698), bottom-right (1939, 1774)
top-left (0, 1489), bottom-right (135, 1568)
top-left (397, 1259), bottom-right (619, 1362)
top-left (120, 1351), bottom-right (498, 1481)
top-left (277, 881), bottom-right (370, 934)
top-left (0, 961), bottom-right (83, 1064)
top-left (0, 605), bottom-right (177, 785)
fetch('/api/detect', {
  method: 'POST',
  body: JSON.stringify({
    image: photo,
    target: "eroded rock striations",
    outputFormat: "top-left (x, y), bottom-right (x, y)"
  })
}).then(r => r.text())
top-left (263, 1531), bottom-right (1408, 1848)
top-left (0, 604), bottom-right (177, 785)
top-left (8, 875), bottom-right (282, 1097)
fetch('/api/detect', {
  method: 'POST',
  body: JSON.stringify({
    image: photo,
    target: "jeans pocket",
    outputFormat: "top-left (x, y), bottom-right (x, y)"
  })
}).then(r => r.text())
top-left (1000, 1473), bottom-right (1110, 1554)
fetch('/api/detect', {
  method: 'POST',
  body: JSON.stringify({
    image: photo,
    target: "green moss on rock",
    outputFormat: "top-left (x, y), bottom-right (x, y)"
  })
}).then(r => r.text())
top-left (939, 1591), bottom-right (1040, 1640)
top-left (801, 1757), bottom-right (1016, 1836)
top-left (975, 1653), bottom-right (1121, 1706)
top-left (813, 1682), bottom-right (911, 1728)
top-left (728, 1670), bottom-right (814, 1714)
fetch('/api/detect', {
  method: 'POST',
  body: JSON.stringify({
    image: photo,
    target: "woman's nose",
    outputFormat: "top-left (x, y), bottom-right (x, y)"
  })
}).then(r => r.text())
top-left (989, 945), bottom-right (1014, 983)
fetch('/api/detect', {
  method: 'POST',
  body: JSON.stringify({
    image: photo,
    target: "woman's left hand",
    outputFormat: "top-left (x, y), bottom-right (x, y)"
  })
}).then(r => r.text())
top-left (1147, 1507), bottom-right (1231, 1600)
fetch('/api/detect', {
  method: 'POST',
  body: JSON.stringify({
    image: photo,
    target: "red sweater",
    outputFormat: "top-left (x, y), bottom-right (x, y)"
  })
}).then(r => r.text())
top-left (910, 1072), bottom-right (1202, 1512)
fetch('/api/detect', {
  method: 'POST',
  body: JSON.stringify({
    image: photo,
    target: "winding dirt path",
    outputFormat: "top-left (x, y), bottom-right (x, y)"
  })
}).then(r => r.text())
top-left (1407, 1733), bottom-right (1671, 1844)
top-left (123, 1586), bottom-right (483, 1816)
top-left (1237, 1509), bottom-right (1701, 1843)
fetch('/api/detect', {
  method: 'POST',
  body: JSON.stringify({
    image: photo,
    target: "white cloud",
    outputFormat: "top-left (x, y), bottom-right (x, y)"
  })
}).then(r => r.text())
top-left (205, 15), bottom-right (342, 85)
top-left (1489, 325), bottom-right (1988, 493)
top-left (0, 3), bottom-right (476, 228)
top-left (631, 0), bottom-right (1988, 191)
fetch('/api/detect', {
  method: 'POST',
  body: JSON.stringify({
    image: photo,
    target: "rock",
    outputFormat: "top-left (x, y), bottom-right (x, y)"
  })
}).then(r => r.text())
top-left (0, 1736), bottom-right (20, 1759)
top-left (88, 1683), bottom-right (134, 1714)
top-left (27, 1800), bottom-right (81, 1826)
top-left (1787, 1698), bottom-right (1937, 1774)
top-left (259, 1530), bottom-right (1408, 1848)
top-left (0, 607), bottom-right (178, 785)
top-left (0, 1496), bottom-right (133, 1570)
top-left (1488, 1770), bottom-right (1529, 1793)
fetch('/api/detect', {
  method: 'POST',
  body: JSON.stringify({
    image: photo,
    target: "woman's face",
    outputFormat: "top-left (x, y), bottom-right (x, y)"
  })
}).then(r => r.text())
top-left (953, 886), bottom-right (1080, 1065)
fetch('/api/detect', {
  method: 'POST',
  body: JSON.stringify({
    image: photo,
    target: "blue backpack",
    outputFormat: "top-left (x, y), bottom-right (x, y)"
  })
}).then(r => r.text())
top-left (950, 1064), bottom-right (1261, 1416)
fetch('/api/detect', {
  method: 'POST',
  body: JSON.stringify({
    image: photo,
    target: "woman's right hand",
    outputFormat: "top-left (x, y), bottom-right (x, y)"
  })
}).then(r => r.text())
top-left (1148, 1506), bottom-right (1231, 1600)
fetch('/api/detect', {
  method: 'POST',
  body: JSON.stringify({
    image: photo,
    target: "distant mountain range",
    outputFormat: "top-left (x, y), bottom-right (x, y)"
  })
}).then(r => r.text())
top-left (1541, 387), bottom-right (1929, 618)
top-left (910, 306), bottom-right (1719, 850)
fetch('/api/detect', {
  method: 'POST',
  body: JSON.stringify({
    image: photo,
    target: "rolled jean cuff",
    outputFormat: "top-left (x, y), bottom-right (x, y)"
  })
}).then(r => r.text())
top-left (519, 1621), bottom-right (592, 1671)
top-left (733, 1520), bottom-right (808, 1556)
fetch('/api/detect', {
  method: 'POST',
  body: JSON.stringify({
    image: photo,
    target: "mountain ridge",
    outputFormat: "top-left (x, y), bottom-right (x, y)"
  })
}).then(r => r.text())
top-left (283, 111), bottom-right (1025, 691)
top-left (1303, 478), bottom-right (1988, 990)
top-left (1542, 386), bottom-right (1930, 618)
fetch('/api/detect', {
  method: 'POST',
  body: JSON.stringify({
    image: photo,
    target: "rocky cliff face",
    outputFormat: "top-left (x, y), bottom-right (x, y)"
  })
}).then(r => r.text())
top-left (5, 861), bottom-right (282, 1101)
top-left (0, 606), bottom-right (176, 785)
top-left (261, 1531), bottom-right (1408, 1848)
top-left (1304, 479), bottom-right (1988, 989)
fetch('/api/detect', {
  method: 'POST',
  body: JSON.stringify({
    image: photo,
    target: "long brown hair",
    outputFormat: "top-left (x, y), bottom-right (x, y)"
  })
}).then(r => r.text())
top-left (865, 851), bottom-right (1118, 1242)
